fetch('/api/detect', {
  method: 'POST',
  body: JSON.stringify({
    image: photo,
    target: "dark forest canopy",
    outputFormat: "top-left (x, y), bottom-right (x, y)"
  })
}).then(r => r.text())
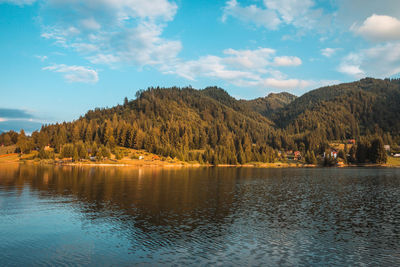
top-left (1, 78), bottom-right (400, 164)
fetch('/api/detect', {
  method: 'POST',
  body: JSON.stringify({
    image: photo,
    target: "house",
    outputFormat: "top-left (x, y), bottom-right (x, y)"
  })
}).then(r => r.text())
top-left (139, 156), bottom-right (144, 160)
top-left (384, 145), bottom-right (390, 151)
top-left (394, 153), bottom-right (400, 158)
top-left (294, 151), bottom-right (301, 160)
top-left (323, 150), bottom-right (338, 159)
top-left (348, 139), bottom-right (356, 145)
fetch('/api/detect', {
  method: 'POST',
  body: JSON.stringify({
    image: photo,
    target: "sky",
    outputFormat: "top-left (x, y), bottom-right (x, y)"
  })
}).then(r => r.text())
top-left (1, 0), bottom-right (400, 132)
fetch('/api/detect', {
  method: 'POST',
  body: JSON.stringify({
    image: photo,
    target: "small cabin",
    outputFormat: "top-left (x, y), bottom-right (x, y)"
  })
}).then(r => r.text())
top-left (323, 150), bottom-right (338, 159)
top-left (348, 139), bottom-right (356, 145)
top-left (294, 151), bottom-right (301, 160)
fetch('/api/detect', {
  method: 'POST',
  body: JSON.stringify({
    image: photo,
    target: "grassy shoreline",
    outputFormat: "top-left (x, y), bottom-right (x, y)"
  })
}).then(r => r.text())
top-left (1, 147), bottom-right (399, 168)
top-left (1, 156), bottom-right (399, 168)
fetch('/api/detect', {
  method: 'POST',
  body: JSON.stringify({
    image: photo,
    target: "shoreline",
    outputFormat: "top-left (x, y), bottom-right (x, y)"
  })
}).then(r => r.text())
top-left (1, 153), bottom-right (399, 168)
top-left (2, 160), bottom-right (399, 169)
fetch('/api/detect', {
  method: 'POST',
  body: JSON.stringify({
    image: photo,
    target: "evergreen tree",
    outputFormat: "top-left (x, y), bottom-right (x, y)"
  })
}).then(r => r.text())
top-left (348, 145), bottom-right (357, 163)
top-left (16, 130), bottom-right (29, 154)
top-left (356, 140), bottom-right (369, 163)
top-left (370, 138), bottom-right (387, 164)
top-left (305, 150), bottom-right (317, 164)
top-left (73, 147), bottom-right (79, 162)
top-left (61, 144), bottom-right (74, 158)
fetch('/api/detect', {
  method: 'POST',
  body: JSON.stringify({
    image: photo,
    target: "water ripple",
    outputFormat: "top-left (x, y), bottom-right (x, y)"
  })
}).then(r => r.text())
top-left (0, 166), bottom-right (400, 266)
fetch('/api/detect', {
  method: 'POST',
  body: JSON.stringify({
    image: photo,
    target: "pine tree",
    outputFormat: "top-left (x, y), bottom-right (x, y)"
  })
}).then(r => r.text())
top-left (348, 145), bottom-right (357, 163)
top-left (73, 147), bottom-right (79, 161)
top-left (16, 130), bottom-right (29, 154)
top-left (71, 125), bottom-right (80, 143)
top-left (85, 126), bottom-right (93, 143)
top-left (356, 140), bottom-right (369, 163)
top-left (370, 138), bottom-right (387, 164)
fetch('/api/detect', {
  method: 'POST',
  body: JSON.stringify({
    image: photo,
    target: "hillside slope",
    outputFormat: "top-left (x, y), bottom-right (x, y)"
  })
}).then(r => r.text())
top-left (2, 78), bottom-right (400, 164)
top-left (271, 78), bottom-right (400, 141)
top-left (39, 87), bottom-right (280, 164)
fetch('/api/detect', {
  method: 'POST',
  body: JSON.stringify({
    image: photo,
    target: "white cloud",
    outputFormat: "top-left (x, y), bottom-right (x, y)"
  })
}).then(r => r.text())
top-left (105, 0), bottom-right (177, 21)
top-left (167, 47), bottom-right (301, 79)
top-left (338, 53), bottom-right (364, 77)
top-left (272, 56), bottom-right (302, 66)
top-left (235, 78), bottom-right (340, 91)
top-left (222, 0), bottom-right (281, 30)
top-left (164, 47), bottom-right (312, 90)
top-left (163, 55), bottom-right (259, 81)
top-left (43, 64), bottom-right (99, 83)
top-left (338, 64), bottom-right (364, 77)
top-left (321, 48), bottom-right (337, 58)
top-left (352, 14), bottom-right (400, 42)
top-left (222, 48), bottom-right (276, 69)
top-left (264, 0), bottom-right (314, 25)
top-left (339, 42), bottom-right (400, 78)
top-left (223, 0), bottom-right (328, 31)
top-left (39, 0), bottom-right (181, 68)
top-left (262, 78), bottom-right (310, 89)
top-left (98, 22), bottom-right (181, 66)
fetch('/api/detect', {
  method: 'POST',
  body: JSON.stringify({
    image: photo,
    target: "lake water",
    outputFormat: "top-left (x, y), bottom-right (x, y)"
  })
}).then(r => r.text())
top-left (0, 164), bottom-right (400, 266)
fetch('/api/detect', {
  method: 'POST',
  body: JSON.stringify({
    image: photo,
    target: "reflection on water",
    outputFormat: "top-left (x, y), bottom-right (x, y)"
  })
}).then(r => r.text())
top-left (1, 164), bottom-right (400, 266)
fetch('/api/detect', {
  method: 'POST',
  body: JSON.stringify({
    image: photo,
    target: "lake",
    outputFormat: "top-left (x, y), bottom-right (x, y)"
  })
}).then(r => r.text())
top-left (0, 164), bottom-right (400, 266)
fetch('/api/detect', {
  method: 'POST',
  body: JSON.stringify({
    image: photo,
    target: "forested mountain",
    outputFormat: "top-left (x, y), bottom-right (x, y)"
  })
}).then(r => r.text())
top-left (271, 78), bottom-right (400, 142)
top-left (1, 78), bottom-right (400, 164)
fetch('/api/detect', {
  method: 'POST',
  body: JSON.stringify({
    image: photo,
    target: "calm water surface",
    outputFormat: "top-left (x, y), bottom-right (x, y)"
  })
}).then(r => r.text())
top-left (0, 164), bottom-right (400, 266)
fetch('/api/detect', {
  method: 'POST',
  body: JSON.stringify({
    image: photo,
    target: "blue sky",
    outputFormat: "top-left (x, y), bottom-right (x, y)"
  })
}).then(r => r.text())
top-left (1, 0), bottom-right (400, 132)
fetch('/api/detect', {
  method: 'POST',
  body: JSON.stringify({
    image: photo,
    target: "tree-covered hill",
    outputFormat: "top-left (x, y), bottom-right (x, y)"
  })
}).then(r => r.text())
top-left (271, 78), bottom-right (400, 141)
top-left (1, 78), bottom-right (400, 164)
top-left (40, 86), bottom-right (280, 164)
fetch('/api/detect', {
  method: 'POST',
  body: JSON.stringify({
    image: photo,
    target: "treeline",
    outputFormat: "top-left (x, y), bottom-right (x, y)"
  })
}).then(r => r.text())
top-left (351, 137), bottom-right (387, 164)
top-left (1, 78), bottom-right (400, 165)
